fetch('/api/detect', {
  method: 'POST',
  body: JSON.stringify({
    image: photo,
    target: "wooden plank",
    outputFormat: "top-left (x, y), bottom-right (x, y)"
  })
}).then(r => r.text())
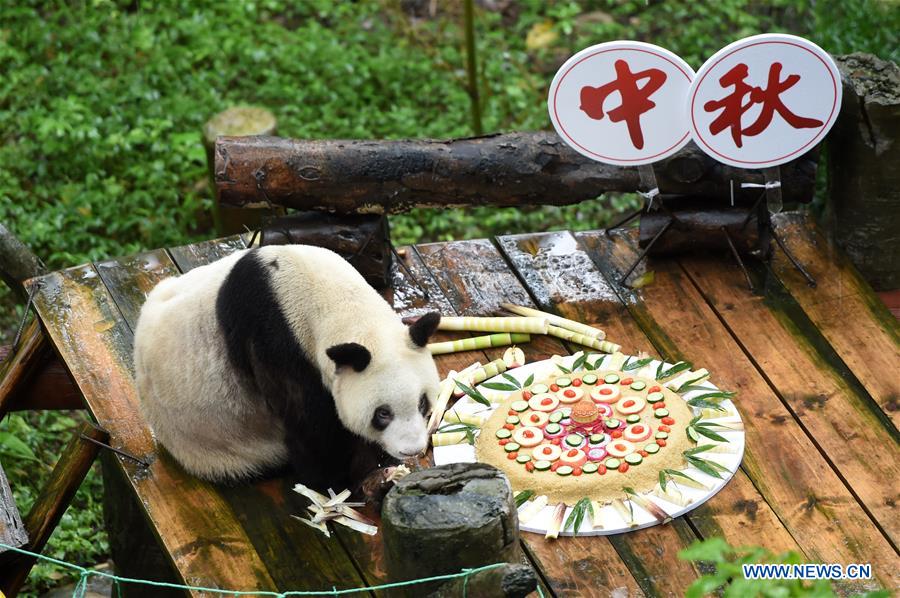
top-left (416, 239), bottom-right (655, 598)
top-left (771, 212), bottom-right (900, 430)
top-left (577, 229), bottom-right (899, 592)
top-left (96, 247), bottom-right (369, 592)
top-left (167, 235), bottom-right (246, 272)
top-left (0, 423), bottom-right (107, 595)
top-left (677, 251), bottom-right (900, 546)
top-left (26, 265), bottom-right (277, 594)
top-left (492, 232), bottom-right (806, 571)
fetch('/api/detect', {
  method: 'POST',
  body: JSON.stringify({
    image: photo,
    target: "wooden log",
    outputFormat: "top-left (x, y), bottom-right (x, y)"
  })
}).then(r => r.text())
top-left (0, 461), bottom-right (27, 553)
top-left (381, 463), bottom-right (525, 597)
top-left (638, 203), bottom-right (760, 255)
top-left (214, 133), bottom-right (818, 212)
top-left (430, 563), bottom-right (536, 598)
top-left (0, 223), bottom-right (45, 299)
top-left (202, 106), bottom-right (279, 235)
top-left (255, 212), bottom-right (392, 289)
top-left (827, 54), bottom-right (900, 290)
top-left (0, 423), bottom-right (107, 596)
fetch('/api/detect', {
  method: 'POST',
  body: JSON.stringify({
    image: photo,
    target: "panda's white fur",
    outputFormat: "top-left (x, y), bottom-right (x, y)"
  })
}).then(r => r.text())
top-left (133, 245), bottom-right (441, 488)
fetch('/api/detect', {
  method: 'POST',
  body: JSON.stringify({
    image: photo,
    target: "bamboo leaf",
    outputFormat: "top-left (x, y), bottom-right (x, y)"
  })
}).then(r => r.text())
top-left (655, 361), bottom-right (665, 379)
top-left (454, 380), bottom-right (491, 407)
top-left (676, 374), bottom-right (711, 393)
top-left (690, 391), bottom-right (736, 401)
top-left (660, 361), bottom-right (692, 379)
top-left (692, 426), bottom-right (729, 443)
top-left (515, 490), bottom-right (535, 508)
top-left (687, 456), bottom-right (725, 479)
top-left (587, 354), bottom-right (607, 371)
top-left (556, 363), bottom-right (571, 374)
top-left (501, 372), bottom-right (522, 389)
top-left (482, 381), bottom-right (519, 391)
top-left (623, 357), bottom-right (653, 371)
top-left (677, 384), bottom-right (715, 394)
top-left (523, 373), bottom-right (535, 388)
top-left (572, 352), bottom-right (588, 371)
top-left (687, 397), bottom-right (728, 411)
top-left (684, 444), bottom-right (717, 456)
top-left (659, 470), bottom-right (668, 492)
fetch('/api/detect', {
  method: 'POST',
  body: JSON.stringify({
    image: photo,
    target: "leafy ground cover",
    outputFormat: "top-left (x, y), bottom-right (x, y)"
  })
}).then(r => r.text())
top-left (1, 1), bottom-right (896, 594)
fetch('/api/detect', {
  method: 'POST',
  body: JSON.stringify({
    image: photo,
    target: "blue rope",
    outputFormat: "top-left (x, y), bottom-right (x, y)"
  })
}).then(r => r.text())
top-left (1, 542), bottom-right (510, 596)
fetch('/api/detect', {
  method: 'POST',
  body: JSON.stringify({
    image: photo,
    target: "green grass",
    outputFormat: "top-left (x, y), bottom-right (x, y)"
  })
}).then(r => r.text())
top-left (0, 0), bottom-right (896, 594)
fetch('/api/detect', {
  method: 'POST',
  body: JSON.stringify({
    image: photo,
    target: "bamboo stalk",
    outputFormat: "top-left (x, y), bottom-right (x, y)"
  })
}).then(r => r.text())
top-left (438, 316), bottom-right (548, 334)
top-left (501, 303), bottom-right (605, 339)
top-left (427, 333), bottom-right (531, 355)
top-left (470, 359), bottom-right (508, 384)
top-left (546, 325), bottom-right (621, 353)
top-left (427, 377), bottom-right (456, 434)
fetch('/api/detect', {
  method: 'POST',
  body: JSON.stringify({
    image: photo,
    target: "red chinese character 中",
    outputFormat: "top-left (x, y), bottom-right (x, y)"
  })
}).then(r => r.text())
top-left (703, 62), bottom-right (824, 148)
top-left (580, 60), bottom-right (667, 150)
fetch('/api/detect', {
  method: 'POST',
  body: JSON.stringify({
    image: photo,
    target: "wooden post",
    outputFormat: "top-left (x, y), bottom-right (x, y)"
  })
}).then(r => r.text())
top-left (827, 53), bottom-right (900, 290)
top-left (0, 223), bottom-right (45, 300)
top-left (0, 423), bottom-right (108, 595)
top-left (381, 463), bottom-right (535, 597)
top-left (202, 106), bottom-right (278, 235)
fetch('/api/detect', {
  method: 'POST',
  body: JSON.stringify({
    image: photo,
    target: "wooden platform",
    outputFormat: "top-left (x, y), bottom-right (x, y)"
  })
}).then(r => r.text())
top-left (24, 212), bottom-right (899, 596)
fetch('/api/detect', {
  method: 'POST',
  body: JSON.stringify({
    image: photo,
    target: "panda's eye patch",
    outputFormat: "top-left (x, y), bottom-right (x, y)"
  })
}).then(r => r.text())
top-left (372, 406), bottom-right (393, 431)
top-left (418, 393), bottom-right (430, 417)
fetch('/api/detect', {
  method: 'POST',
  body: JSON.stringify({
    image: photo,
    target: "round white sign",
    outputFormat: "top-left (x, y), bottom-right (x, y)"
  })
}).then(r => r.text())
top-left (688, 34), bottom-right (842, 169)
top-left (548, 41), bottom-right (695, 166)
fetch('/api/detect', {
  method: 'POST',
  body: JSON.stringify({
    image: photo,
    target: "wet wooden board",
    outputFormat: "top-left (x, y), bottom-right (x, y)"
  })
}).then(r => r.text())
top-left (417, 239), bottom-right (687, 598)
top-left (94, 247), bottom-right (369, 592)
top-left (677, 251), bottom-right (900, 546)
top-left (771, 212), bottom-right (900, 430)
top-left (167, 236), bottom-right (247, 272)
top-left (577, 229), bottom-right (898, 592)
top-left (495, 232), bottom-right (804, 558)
top-left (26, 264), bottom-right (277, 595)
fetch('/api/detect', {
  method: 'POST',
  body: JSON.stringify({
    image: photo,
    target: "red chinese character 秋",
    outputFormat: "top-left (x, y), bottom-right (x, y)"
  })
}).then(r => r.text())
top-left (579, 60), bottom-right (667, 150)
top-left (703, 62), bottom-right (824, 148)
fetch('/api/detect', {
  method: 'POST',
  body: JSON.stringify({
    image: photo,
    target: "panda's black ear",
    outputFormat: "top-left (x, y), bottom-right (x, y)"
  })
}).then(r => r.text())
top-left (326, 343), bottom-right (371, 372)
top-left (408, 312), bottom-right (441, 348)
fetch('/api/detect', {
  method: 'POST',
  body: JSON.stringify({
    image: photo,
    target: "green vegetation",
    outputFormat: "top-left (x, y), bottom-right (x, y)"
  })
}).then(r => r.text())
top-left (1, 0), bottom-right (896, 594)
top-left (678, 537), bottom-right (889, 597)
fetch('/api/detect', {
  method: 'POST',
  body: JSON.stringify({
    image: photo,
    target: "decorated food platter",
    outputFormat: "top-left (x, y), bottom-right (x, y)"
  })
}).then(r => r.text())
top-left (433, 351), bottom-right (745, 537)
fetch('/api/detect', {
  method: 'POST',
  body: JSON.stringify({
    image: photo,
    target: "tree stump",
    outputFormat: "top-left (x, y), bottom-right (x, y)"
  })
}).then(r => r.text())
top-left (381, 463), bottom-right (534, 597)
top-left (202, 106), bottom-right (278, 235)
top-left (827, 53), bottom-right (900, 290)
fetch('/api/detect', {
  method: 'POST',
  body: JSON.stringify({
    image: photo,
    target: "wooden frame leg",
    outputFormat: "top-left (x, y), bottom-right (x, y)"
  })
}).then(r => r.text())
top-left (0, 422), bottom-right (108, 596)
top-left (0, 319), bottom-right (83, 417)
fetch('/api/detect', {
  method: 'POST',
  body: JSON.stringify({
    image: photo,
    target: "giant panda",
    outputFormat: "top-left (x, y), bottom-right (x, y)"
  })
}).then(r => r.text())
top-left (133, 244), bottom-right (442, 491)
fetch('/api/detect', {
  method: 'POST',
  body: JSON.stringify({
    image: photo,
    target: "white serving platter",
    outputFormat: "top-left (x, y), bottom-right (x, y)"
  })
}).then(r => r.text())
top-left (433, 353), bottom-right (745, 536)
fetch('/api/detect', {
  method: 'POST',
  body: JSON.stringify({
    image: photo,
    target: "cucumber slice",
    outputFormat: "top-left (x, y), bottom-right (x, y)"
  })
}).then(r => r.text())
top-left (647, 392), bottom-right (665, 403)
top-left (530, 383), bottom-right (549, 394)
top-left (560, 407), bottom-right (572, 418)
top-left (654, 408), bottom-right (669, 418)
top-left (534, 460), bottom-right (551, 471)
top-left (510, 400), bottom-right (529, 412)
top-left (630, 381), bottom-right (647, 391)
top-left (589, 433), bottom-right (607, 445)
top-left (605, 418), bottom-right (622, 429)
top-left (582, 462), bottom-right (599, 474)
top-left (544, 423), bottom-right (562, 435)
top-left (582, 373), bottom-right (599, 385)
top-left (604, 458), bottom-right (621, 469)
top-left (625, 414), bottom-right (641, 424)
top-left (565, 434), bottom-right (584, 447)
top-left (655, 431), bottom-right (669, 439)
top-left (506, 416), bottom-right (520, 425)
top-left (504, 442), bottom-right (521, 453)
top-left (496, 429), bottom-right (512, 439)
top-left (624, 453), bottom-right (643, 465)
top-left (644, 443), bottom-right (660, 454)
top-left (603, 374), bottom-right (620, 384)
top-left (548, 411), bottom-right (564, 424)
top-left (556, 465), bottom-right (573, 476)
top-left (516, 454), bottom-right (532, 464)
top-left (556, 377), bottom-right (572, 388)
top-left (687, 427), bottom-right (700, 442)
